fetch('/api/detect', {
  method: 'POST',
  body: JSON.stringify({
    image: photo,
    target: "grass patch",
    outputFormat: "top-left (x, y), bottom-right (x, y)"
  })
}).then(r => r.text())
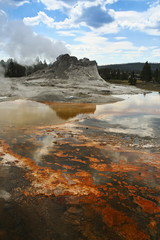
top-left (107, 79), bottom-right (160, 92)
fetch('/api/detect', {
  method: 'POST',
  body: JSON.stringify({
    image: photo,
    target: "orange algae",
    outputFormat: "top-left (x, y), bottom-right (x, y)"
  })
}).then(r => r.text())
top-left (74, 170), bottom-right (93, 185)
top-left (109, 162), bottom-right (144, 172)
top-left (100, 205), bottom-right (148, 240)
top-left (134, 196), bottom-right (160, 214)
top-left (90, 163), bottom-right (108, 171)
top-left (1, 120), bottom-right (160, 239)
top-left (69, 157), bottom-right (86, 164)
top-left (0, 142), bottom-right (101, 198)
top-left (87, 157), bottom-right (100, 163)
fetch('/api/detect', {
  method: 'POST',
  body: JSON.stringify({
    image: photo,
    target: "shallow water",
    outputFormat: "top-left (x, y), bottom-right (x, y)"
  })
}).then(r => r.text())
top-left (94, 92), bottom-right (160, 138)
top-left (0, 100), bottom-right (96, 127)
top-left (0, 93), bottom-right (160, 168)
top-left (0, 92), bottom-right (160, 240)
top-left (0, 92), bottom-right (160, 135)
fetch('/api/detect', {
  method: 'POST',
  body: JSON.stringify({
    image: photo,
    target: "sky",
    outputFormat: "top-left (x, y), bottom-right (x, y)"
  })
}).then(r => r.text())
top-left (0, 0), bottom-right (160, 65)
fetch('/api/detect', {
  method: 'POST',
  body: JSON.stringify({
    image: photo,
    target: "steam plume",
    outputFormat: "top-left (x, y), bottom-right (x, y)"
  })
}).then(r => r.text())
top-left (0, 10), bottom-right (70, 65)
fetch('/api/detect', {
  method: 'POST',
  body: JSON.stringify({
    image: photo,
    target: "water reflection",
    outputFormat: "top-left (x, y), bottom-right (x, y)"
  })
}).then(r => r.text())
top-left (0, 162), bottom-right (11, 201)
top-left (48, 103), bottom-right (96, 120)
top-left (0, 100), bottom-right (65, 127)
top-left (94, 92), bottom-right (160, 138)
top-left (33, 134), bottom-right (57, 164)
top-left (0, 100), bottom-right (96, 164)
top-left (0, 100), bottom-right (96, 128)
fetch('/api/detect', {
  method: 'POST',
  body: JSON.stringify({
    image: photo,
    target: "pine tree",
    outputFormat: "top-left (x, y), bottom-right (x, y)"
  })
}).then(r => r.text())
top-left (141, 61), bottom-right (152, 82)
top-left (154, 68), bottom-right (160, 82)
top-left (128, 71), bottom-right (136, 85)
top-left (5, 59), bottom-right (26, 77)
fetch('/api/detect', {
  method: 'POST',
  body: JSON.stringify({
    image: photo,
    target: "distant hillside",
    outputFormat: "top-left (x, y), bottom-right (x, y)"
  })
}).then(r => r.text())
top-left (98, 62), bottom-right (160, 73)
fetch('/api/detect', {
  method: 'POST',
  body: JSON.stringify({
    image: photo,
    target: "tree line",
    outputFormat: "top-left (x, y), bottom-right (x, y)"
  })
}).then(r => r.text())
top-left (1, 58), bottom-right (160, 84)
top-left (98, 62), bottom-right (160, 73)
top-left (0, 57), bottom-right (48, 78)
top-left (98, 61), bottom-right (160, 85)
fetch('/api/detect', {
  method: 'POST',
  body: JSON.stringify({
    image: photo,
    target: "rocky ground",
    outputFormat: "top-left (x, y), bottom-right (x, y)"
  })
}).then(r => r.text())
top-left (0, 54), bottom-right (147, 103)
top-left (0, 118), bottom-right (160, 240)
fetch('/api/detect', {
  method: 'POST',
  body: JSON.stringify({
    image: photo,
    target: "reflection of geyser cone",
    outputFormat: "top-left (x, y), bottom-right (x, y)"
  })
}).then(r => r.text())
top-left (47, 103), bottom-right (96, 120)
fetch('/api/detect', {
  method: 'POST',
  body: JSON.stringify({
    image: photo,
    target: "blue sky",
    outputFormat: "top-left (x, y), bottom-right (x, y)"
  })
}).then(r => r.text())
top-left (0, 0), bottom-right (160, 65)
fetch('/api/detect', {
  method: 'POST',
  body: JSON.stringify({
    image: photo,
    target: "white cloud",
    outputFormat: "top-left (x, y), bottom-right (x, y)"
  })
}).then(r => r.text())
top-left (115, 4), bottom-right (160, 36)
top-left (0, 9), bottom-right (7, 24)
top-left (68, 31), bottom-right (148, 64)
top-left (37, 0), bottom-right (117, 29)
top-left (149, 0), bottom-right (160, 7)
top-left (53, 9), bottom-right (118, 33)
top-left (57, 30), bottom-right (77, 36)
top-left (37, 0), bottom-right (73, 10)
top-left (92, 20), bottom-right (119, 34)
top-left (33, 0), bottom-right (160, 37)
top-left (114, 36), bottom-right (127, 40)
top-left (24, 11), bottom-right (54, 27)
top-left (21, 0), bottom-right (160, 37)
top-left (138, 46), bottom-right (148, 51)
top-left (152, 48), bottom-right (160, 57)
top-left (37, 0), bottom-right (118, 11)
top-left (54, 18), bottom-right (78, 29)
top-left (74, 32), bottom-right (108, 45)
top-left (105, 0), bottom-right (118, 4)
top-left (15, 0), bottom-right (29, 6)
top-left (0, 0), bottom-right (30, 7)
top-left (50, 0), bottom-right (160, 36)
